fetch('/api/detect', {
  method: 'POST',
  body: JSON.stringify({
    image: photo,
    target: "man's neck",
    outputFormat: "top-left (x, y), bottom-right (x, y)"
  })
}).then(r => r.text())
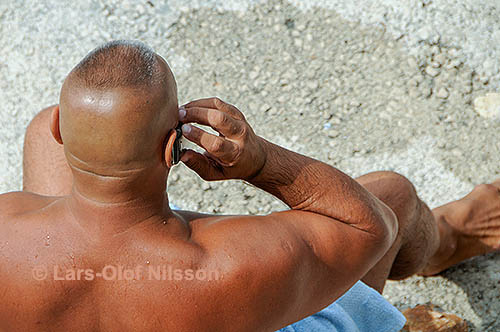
top-left (65, 164), bottom-right (176, 237)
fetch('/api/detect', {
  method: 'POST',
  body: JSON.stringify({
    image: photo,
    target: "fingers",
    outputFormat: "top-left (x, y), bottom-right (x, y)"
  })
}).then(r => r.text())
top-left (179, 106), bottom-right (245, 138)
top-left (180, 149), bottom-right (223, 181)
top-left (181, 124), bottom-right (239, 163)
top-left (183, 97), bottom-right (245, 120)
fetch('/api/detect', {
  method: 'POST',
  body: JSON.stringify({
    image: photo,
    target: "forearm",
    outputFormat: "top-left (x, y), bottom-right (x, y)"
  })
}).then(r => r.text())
top-left (248, 138), bottom-right (396, 236)
top-left (178, 97), bottom-right (395, 238)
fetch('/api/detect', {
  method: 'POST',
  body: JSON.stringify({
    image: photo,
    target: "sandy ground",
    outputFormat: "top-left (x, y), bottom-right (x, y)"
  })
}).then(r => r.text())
top-left (1, 0), bottom-right (499, 330)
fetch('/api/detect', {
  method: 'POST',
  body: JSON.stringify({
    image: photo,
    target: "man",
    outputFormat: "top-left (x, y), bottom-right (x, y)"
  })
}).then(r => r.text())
top-left (0, 40), bottom-right (498, 331)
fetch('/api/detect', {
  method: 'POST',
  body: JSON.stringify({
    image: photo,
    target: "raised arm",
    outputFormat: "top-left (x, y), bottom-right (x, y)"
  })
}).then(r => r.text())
top-left (248, 138), bottom-right (397, 238)
top-left (178, 97), bottom-right (398, 330)
top-left (179, 97), bottom-right (397, 240)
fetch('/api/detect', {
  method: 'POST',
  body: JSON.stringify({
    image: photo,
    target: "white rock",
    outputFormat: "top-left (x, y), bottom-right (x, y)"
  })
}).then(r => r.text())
top-left (327, 130), bottom-right (340, 138)
top-left (294, 38), bottom-right (303, 48)
top-left (260, 104), bottom-right (270, 113)
top-left (306, 81), bottom-right (319, 90)
top-left (421, 86), bottom-right (432, 98)
top-left (407, 56), bottom-right (419, 70)
top-left (446, 59), bottom-right (462, 69)
top-left (435, 87), bottom-right (449, 99)
top-left (447, 48), bottom-right (460, 59)
top-left (483, 59), bottom-right (496, 75)
top-left (249, 71), bottom-right (259, 80)
top-left (408, 87), bottom-right (421, 98)
top-left (434, 53), bottom-right (447, 66)
top-left (473, 93), bottom-right (500, 119)
top-left (425, 66), bottom-right (440, 77)
top-left (416, 26), bottom-right (431, 41)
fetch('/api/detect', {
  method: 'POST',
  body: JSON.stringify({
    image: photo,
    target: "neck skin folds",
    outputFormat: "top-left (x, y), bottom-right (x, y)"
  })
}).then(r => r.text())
top-left (64, 157), bottom-right (177, 237)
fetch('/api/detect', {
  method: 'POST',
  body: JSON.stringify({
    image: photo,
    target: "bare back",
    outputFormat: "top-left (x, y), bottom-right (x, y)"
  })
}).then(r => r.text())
top-left (0, 187), bottom-right (391, 332)
top-left (0, 193), bottom-right (261, 331)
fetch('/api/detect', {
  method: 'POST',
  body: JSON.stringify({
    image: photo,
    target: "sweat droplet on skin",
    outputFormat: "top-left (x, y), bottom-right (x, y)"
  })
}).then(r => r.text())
top-left (70, 253), bottom-right (76, 268)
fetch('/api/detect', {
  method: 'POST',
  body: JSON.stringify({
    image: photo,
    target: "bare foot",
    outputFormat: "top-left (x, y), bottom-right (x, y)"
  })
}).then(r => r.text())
top-left (420, 180), bottom-right (500, 276)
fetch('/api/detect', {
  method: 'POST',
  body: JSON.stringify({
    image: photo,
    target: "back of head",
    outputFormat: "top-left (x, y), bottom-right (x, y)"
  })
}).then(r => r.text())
top-left (72, 40), bottom-right (161, 89)
top-left (59, 40), bottom-right (178, 174)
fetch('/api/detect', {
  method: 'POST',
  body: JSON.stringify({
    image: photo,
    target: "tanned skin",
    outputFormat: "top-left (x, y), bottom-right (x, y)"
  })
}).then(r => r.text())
top-left (0, 48), bottom-right (499, 331)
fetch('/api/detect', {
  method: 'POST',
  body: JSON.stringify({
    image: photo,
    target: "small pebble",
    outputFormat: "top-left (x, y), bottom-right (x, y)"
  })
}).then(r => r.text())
top-left (435, 87), bottom-right (449, 99)
top-left (474, 93), bottom-right (500, 119)
top-left (425, 66), bottom-right (440, 77)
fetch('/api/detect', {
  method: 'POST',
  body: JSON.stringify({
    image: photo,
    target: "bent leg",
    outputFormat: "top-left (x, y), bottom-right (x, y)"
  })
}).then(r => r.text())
top-left (23, 105), bottom-right (73, 196)
top-left (356, 171), bottom-right (439, 292)
top-left (357, 171), bottom-right (500, 293)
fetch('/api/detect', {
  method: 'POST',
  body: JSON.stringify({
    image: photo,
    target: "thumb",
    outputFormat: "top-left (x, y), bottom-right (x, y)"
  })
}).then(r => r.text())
top-left (181, 149), bottom-right (219, 181)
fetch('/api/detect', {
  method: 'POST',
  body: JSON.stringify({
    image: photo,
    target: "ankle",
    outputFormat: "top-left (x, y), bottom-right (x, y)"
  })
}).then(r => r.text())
top-left (429, 212), bottom-right (459, 266)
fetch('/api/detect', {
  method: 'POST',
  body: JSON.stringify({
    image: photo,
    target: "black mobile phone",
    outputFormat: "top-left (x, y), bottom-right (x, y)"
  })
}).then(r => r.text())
top-left (171, 122), bottom-right (183, 165)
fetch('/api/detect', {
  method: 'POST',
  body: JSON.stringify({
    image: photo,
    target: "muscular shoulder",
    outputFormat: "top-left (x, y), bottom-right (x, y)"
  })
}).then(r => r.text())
top-left (0, 191), bottom-right (57, 222)
top-left (183, 212), bottom-right (313, 330)
top-left (184, 209), bottom-right (383, 330)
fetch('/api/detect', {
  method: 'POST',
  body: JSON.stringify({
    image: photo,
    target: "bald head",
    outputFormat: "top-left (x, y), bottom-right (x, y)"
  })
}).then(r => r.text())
top-left (72, 40), bottom-right (163, 89)
top-left (58, 40), bottom-right (178, 174)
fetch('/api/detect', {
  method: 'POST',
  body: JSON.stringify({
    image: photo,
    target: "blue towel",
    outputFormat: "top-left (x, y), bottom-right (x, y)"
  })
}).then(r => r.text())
top-left (278, 281), bottom-right (406, 332)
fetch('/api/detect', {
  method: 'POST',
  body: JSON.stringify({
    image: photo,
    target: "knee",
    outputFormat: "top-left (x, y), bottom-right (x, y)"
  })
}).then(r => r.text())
top-left (368, 171), bottom-right (416, 192)
top-left (367, 171), bottom-right (419, 223)
top-left (25, 105), bottom-right (56, 142)
top-left (381, 171), bottom-right (417, 201)
top-left (374, 173), bottom-right (438, 279)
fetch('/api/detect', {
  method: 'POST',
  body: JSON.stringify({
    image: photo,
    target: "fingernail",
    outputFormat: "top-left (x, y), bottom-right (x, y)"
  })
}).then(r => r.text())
top-left (181, 123), bottom-right (191, 134)
top-left (179, 107), bottom-right (186, 119)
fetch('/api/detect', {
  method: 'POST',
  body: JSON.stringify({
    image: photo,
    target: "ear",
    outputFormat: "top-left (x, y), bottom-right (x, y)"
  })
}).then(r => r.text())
top-left (49, 105), bottom-right (63, 145)
top-left (164, 128), bottom-right (178, 168)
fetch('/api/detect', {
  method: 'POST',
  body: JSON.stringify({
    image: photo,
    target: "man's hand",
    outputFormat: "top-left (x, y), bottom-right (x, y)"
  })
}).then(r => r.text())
top-left (179, 97), bottom-right (267, 181)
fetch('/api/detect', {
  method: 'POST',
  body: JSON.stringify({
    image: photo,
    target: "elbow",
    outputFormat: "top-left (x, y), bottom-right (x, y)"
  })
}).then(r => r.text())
top-left (368, 203), bottom-right (399, 254)
top-left (353, 195), bottom-right (400, 256)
